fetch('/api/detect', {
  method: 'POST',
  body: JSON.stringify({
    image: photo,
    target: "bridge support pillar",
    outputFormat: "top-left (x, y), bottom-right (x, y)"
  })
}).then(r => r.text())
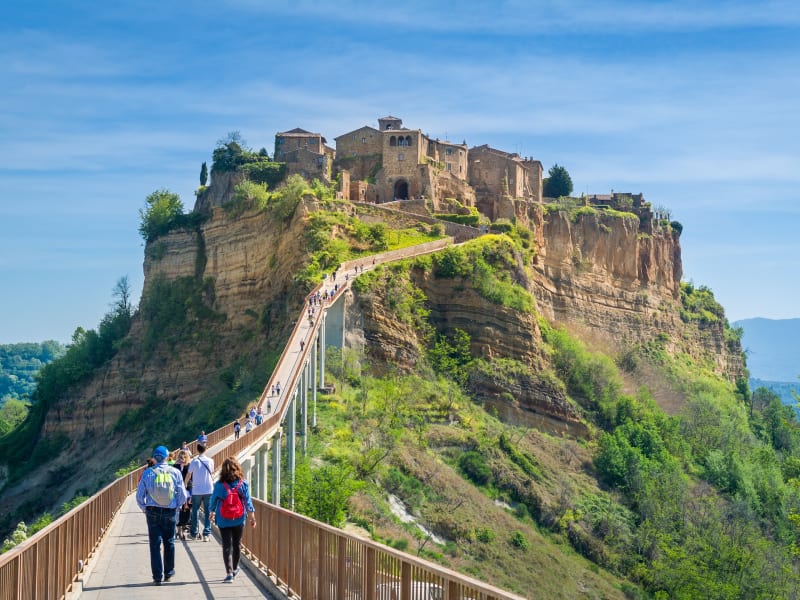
top-left (287, 390), bottom-right (297, 510)
top-left (254, 442), bottom-right (269, 500)
top-left (271, 430), bottom-right (282, 506)
top-left (311, 331), bottom-right (318, 428)
top-left (319, 311), bottom-right (326, 389)
top-left (302, 361), bottom-right (309, 455)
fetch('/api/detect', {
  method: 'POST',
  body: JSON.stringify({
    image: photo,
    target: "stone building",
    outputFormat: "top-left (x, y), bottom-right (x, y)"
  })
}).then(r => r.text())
top-left (468, 145), bottom-right (542, 220)
top-left (274, 128), bottom-right (334, 182)
top-left (334, 116), bottom-right (473, 207)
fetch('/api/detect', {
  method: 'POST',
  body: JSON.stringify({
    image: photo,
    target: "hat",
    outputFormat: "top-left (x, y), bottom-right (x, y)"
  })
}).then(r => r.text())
top-left (153, 446), bottom-right (169, 461)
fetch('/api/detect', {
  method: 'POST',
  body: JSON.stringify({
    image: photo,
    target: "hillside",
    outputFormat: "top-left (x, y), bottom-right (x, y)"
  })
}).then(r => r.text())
top-left (4, 168), bottom-right (797, 598)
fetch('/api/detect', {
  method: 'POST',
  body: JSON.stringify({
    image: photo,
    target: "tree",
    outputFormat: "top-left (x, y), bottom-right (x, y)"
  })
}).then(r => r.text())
top-left (200, 161), bottom-right (208, 186)
top-left (111, 276), bottom-right (133, 318)
top-left (543, 164), bottom-right (573, 198)
top-left (138, 189), bottom-right (184, 241)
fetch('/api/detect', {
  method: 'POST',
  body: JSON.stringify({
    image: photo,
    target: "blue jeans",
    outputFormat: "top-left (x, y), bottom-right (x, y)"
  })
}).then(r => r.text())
top-left (145, 508), bottom-right (176, 581)
top-left (190, 493), bottom-right (212, 537)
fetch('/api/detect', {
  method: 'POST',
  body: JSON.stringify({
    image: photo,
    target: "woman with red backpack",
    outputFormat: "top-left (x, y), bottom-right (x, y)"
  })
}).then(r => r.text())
top-left (209, 457), bottom-right (256, 583)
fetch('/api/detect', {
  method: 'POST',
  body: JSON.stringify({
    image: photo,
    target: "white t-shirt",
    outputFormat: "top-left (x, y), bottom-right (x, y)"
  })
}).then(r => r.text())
top-left (187, 455), bottom-right (215, 495)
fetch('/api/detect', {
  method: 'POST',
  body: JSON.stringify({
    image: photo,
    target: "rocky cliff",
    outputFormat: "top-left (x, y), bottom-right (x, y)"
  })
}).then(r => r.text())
top-left (2, 192), bottom-right (743, 518)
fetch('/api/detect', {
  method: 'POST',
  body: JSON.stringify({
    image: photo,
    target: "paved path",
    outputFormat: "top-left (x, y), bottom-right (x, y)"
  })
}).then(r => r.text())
top-left (79, 495), bottom-right (275, 599)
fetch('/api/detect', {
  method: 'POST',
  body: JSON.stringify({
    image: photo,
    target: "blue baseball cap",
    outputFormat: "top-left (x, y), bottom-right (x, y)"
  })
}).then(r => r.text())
top-left (153, 446), bottom-right (169, 461)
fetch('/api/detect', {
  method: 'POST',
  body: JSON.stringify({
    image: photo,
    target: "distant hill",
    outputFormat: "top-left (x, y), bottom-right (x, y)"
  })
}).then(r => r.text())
top-left (735, 318), bottom-right (800, 383)
top-left (751, 378), bottom-right (799, 406)
top-left (0, 341), bottom-right (66, 406)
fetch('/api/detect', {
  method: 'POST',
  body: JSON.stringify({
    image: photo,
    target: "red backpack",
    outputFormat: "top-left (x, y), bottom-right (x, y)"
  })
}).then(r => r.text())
top-left (220, 481), bottom-right (244, 519)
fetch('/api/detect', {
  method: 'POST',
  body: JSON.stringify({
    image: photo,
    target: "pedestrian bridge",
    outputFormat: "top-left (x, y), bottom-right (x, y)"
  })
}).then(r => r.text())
top-left (0, 238), bottom-right (524, 600)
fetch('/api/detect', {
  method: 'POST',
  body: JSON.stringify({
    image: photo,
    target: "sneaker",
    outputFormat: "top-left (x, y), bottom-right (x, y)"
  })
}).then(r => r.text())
top-left (203, 535), bottom-right (210, 542)
top-left (232, 567), bottom-right (240, 579)
top-left (194, 534), bottom-right (202, 541)
top-left (223, 574), bottom-right (234, 583)
top-left (164, 571), bottom-right (174, 582)
top-left (153, 580), bottom-right (162, 586)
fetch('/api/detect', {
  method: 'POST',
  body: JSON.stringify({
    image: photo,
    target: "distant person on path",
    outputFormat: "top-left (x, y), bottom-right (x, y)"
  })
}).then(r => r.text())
top-left (197, 431), bottom-right (208, 445)
top-left (233, 419), bottom-right (241, 440)
top-left (135, 445), bottom-right (188, 586)
top-left (174, 449), bottom-right (193, 540)
top-left (249, 406), bottom-right (256, 420)
top-left (255, 411), bottom-right (263, 426)
top-left (185, 444), bottom-right (215, 541)
top-left (209, 457), bottom-right (256, 583)
top-left (245, 417), bottom-right (254, 434)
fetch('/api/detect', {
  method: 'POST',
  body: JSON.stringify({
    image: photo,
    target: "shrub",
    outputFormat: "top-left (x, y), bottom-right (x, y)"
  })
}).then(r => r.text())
top-left (459, 451), bottom-right (492, 486)
top-left (510, 531), bottom-right (530, 550)
top-left (475, 527), bottom-right (496, 543)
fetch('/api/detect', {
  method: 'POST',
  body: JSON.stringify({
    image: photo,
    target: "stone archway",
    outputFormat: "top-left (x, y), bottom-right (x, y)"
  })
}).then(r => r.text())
top-left (394, 180), bottom-right (409, 200)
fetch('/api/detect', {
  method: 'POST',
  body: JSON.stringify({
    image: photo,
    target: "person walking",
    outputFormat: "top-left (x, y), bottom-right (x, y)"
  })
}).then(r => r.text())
top-left (174, 449), bottom-right (193, 540)
top-left (135, 445), bottom-right (188, 586)
top-left (185, 444), bottom-right (215, 541)
top-left (209, 457), bottom-right (256, 583)
top-left (197, 430), bottom-right (208, 445)
top-left (233, 419), bottom-right (241, 440)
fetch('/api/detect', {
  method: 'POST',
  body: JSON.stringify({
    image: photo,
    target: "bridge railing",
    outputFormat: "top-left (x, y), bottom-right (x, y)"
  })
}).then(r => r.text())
top-left (0, 465), bottom-right (144, 600)
top-left (242, 497), bottom-right (525, 600)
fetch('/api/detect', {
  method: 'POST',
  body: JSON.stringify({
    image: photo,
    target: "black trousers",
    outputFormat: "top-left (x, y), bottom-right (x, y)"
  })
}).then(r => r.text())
top-left (219, 524), bottom-right (244, 573)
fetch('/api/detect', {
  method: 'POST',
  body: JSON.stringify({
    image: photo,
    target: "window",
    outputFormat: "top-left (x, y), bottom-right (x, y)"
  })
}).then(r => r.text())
top-left (308, 137), bottom-right (315, 145)
top-left (446, 163), bottom-right (451, 171)
top-left (390, 136), bottom-right (397, 147)
top-left (361, 137), bottom-right (367, 144)
top-left (405, 135), bottom-right (412, 146)
top-left (398, 152), bottom-right (405, 161)
top-left (446, 148), bottom-right (453, 156)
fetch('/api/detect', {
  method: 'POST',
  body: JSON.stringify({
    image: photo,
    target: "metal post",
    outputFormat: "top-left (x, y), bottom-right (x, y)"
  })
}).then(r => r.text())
top-left (288, 390), bottom-right (297, 510)
top-left (302, 361), bottom-right (309, 455)
top-left (312, 331), bottom-right (318, 428)
top-left (271, 430), bottom-right (282, 506)
top-left (319, 311), bottom-right (326, 389)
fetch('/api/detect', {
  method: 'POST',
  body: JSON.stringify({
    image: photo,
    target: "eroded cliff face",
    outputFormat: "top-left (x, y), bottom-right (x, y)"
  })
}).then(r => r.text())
top-left (348, 205), bottom-right (742, 432)
top-left (10, 204), bottom-right (317, 513)
top-left (531, 208), bottom-right (742, 380)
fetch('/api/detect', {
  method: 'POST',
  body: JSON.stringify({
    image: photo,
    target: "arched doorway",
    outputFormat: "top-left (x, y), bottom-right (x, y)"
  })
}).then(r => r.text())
top-left (394, 180), bottom-right (409, 200)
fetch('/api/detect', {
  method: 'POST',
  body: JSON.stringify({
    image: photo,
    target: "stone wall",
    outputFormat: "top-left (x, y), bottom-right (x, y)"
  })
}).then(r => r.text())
top-left (335, 125), bottom-right (382, 158)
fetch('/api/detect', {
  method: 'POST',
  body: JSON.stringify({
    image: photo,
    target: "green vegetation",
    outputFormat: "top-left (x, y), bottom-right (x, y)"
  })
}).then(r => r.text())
top-left (680, 281), bottom-right (726, 325)
top-left (543, 164), bottom-right (573, 198)
top-left (431, 236), bottom-right (533, 312)
top-left (211, 132), bottom-right (286, 188)
top-left (434, 206), bottom-right (483, 227)
top-left (138, 189), bottom-right (206, 242)
top-left (139, 274), bottom-right (225, 353)
top-left (0, 341), bottom-right (65, 408)
top-left (294, 207), bottom-right (445, 289)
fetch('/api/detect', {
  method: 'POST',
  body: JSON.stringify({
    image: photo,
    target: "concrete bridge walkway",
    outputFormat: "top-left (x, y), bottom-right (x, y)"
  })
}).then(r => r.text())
top-left (77, 495), bottom-right (276, 599)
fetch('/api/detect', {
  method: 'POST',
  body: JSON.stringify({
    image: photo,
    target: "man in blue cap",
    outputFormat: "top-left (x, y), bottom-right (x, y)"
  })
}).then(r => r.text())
top-left (136, 445), bottom-right (188, 585)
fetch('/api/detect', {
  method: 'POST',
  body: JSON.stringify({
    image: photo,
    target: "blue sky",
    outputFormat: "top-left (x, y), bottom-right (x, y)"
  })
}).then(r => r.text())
top-left (1, 0), bottom-right (799, 344)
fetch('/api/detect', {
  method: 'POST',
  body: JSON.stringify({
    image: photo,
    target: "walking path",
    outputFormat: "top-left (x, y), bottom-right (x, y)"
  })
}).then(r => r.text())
top-left (78, 495), bottom-right (275, 599)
